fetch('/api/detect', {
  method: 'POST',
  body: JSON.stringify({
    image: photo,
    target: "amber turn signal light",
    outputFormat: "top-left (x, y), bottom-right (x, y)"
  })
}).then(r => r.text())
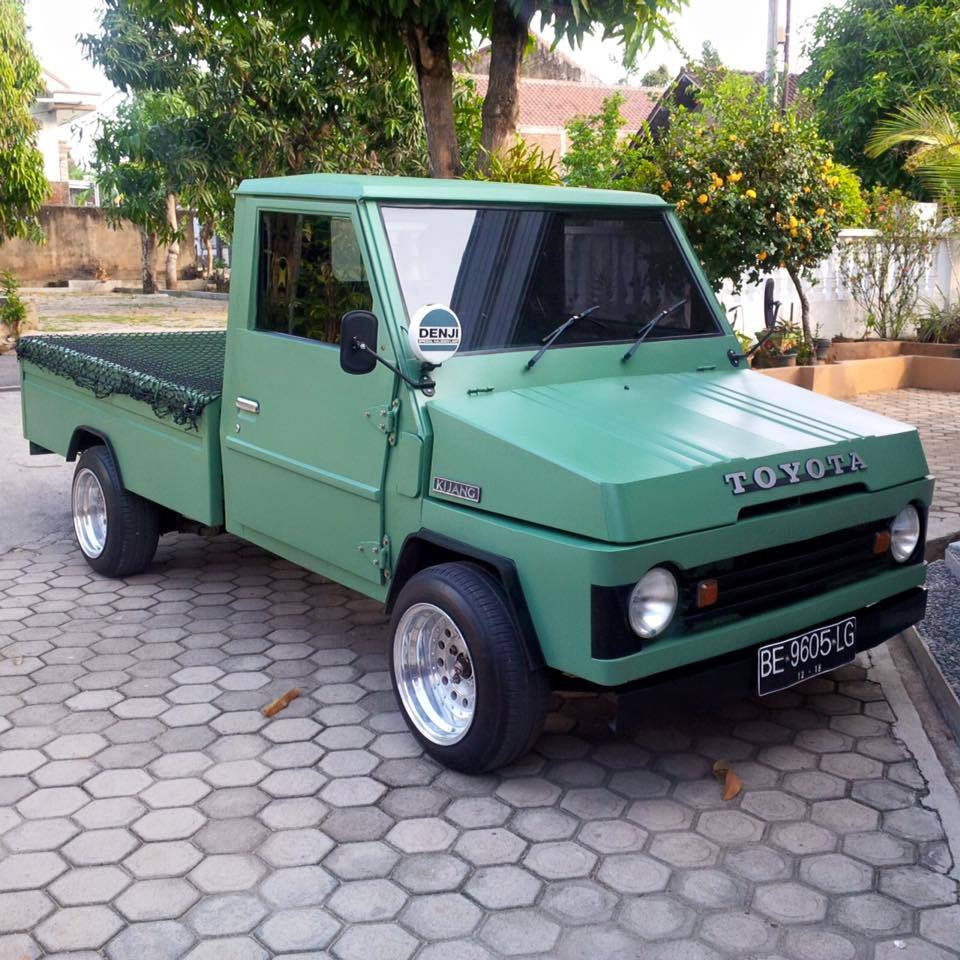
top-left (696, 578), bottom-right (719, 608)
top-left (873, 531), bottom-right (892, 555)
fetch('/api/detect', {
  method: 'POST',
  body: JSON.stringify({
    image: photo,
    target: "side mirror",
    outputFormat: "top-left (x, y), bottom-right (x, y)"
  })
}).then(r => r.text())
top-left (340, 310), bottom-right (379, 375)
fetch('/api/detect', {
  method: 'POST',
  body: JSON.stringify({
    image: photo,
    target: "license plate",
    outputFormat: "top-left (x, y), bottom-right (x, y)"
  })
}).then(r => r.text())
top-left (757, 616), bottom-right (857, 696)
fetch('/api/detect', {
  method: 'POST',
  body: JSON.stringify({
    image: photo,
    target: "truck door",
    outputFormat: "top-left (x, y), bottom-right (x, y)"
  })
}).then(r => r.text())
top-left (221, 201), bottom-right (394, 588)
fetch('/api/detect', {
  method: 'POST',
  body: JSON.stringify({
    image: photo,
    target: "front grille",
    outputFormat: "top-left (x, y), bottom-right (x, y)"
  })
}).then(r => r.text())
top-left (681, 517), bottom-right (899, 627)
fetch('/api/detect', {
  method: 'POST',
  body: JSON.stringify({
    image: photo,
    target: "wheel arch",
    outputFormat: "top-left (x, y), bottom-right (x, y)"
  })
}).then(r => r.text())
top-left (387, 530), bottom-right (545, 671)
top-left (67, 427), bottom-right (123, 485)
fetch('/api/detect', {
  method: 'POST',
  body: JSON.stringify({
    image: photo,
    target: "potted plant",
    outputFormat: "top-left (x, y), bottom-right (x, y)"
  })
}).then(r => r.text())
top-left (753, 321), bottom-right (801, 368)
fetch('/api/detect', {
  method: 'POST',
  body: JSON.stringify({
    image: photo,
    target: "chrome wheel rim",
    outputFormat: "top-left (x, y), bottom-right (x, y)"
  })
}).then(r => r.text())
top-left (394, 602), bottom-right (476, 745)
top-left (73, 468), bottom-right (107, 558)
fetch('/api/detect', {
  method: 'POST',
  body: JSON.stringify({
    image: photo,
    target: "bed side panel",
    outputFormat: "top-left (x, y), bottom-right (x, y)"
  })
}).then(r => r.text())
top-left (21, 362), bottom-right (224, 526)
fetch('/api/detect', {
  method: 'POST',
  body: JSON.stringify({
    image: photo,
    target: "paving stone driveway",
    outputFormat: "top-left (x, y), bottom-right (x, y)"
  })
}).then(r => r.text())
top-left (0, 533), bottom-right (958, 960)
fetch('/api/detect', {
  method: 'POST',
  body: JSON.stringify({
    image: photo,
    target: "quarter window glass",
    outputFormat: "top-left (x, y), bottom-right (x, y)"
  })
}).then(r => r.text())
top-left (255, 211), bottom-right (372, 343)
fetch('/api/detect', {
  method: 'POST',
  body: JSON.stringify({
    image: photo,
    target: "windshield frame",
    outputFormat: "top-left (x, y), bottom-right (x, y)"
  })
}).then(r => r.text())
top-left (377, 201), bottom-right (726, 358)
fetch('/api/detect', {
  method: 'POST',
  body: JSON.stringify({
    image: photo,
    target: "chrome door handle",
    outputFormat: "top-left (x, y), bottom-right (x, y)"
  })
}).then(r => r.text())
top-left (235, 396), bottom-right (260, 414)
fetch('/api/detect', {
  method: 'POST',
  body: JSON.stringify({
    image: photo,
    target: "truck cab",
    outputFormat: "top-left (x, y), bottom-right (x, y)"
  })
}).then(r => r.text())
top-left (19, 175), bottom-right (931, 772)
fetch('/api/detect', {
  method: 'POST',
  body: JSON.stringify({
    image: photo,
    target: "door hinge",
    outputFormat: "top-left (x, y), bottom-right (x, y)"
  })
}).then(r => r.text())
top-left (364, 398), bottom-right (399, 442)
top-left (358, 535), bottom-right (391, 573)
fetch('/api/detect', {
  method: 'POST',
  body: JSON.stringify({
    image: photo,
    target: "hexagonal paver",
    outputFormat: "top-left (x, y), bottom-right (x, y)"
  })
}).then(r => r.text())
top-left (332, 921), bottom-right (417, 960)
top-left (541, 880), bottom-right (617, 925)
top-left (115, 879), bottom-right (201, 921)
top-left (49, 866), bottom-right (132, 905)
top-left (454, 828), bottom-right (526, 866)
top-left (324, 841), bottom-right (400, 880)
top-left (812, 799), bottom-right (880, 834)
top-left (261, 865), bottom-right (337, 908)
top-left (597, 853), bottom-right (670, 894)
top-left (142, 778), bottom-right (212, 808)
top-left (649, 831), bottom-right (720, 868)
top-left (799, 852), bottom-right (874, 894)
top-left (257, 908), bottom-right (340, 953)
top-left (190, 854), bottom-right (265, 893)
top-left (327, 879), bottom-right (407, 921)
top-left (401, 892), bottom-right (482, 939)
top-left (36, 904), bottom-right (124, 951)
top-left (124, 841), bottom-right (203, 879)
top-left (619, 894), bottom-right (696, 940)
top-left (879, 865), bottom-right (957, 907)
top-left (106, 920), bottom-right (195, 960)
top-left (85, 769), bottom-right (153, 799)
top-left (920, 905), bottom-right (960, 951)
top-left (0, 891), bottom-right (55, 933)
top-left (835, 893), bottom-right (910, 935)
top-left (0, 852), bottom-right (67, 891)
top-left (393, 853), bottom-right (470, 894)
top-left (386, 817), bottom-right (457, 853)
top-left (481, 908), bottom-right (561, 955)
top-left (62, 828), bottom-right (138, 865)
top-left (753, 881), bottom-right (828, 924)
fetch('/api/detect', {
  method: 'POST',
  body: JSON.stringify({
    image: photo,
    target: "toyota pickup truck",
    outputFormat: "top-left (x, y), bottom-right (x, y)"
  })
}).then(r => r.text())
top-left (18, 174), bottom-right (931, 772)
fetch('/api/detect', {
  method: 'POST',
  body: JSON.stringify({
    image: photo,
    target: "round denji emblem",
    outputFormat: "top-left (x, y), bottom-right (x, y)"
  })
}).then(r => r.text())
top-left (409, 304), bottom-right (462, 364)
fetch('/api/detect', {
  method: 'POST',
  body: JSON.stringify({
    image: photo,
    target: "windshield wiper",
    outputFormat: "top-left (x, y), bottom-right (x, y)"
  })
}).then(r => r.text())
top-left (621, 298), bottom-right (689, 363)
top-left (525, 305), bottom-right (603, 370)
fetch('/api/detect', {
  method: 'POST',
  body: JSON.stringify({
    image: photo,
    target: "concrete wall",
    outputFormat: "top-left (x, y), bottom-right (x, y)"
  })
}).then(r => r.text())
top-left (0, 206), bottom-right (197, 285)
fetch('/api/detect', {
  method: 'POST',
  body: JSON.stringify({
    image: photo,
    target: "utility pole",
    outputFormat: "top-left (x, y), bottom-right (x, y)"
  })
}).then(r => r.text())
top-left (781, 0), bottom-right (792, 113)
top-left (765, 0), bottom-right (779, 105)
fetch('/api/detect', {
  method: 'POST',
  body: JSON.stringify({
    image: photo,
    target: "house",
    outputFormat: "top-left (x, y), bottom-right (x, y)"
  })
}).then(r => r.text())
top-left (458, 37), bottom-right (661, 159)
top-left (30, 68), bottom-right (99, 205)
top-left (645, 67), bottom-right (801, 140)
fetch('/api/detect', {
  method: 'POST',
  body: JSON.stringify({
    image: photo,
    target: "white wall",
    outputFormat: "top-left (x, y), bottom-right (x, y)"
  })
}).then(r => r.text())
top-left (719, 218), bottom-right (960, 341)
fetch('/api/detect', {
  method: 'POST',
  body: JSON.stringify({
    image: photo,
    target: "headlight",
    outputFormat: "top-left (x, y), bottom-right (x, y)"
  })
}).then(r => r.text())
top-left (628, 567), bottom-right (678, 638)
top-left (890, 505), bottom-right (921, 562)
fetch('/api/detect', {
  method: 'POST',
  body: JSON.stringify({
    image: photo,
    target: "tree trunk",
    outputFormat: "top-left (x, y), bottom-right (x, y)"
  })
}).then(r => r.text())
top-left (164, 192), bottom-right (179, 290)
top-left (141, 230), bottom-right (158, 294)
top-left (201, 222), bottom-right (214, 279)
top-left (404, 21), bottom-right (461, 178)
top-left (786, 264), bottom-right (815, 362)
top-left (479, 0), bottom-right (533, 172)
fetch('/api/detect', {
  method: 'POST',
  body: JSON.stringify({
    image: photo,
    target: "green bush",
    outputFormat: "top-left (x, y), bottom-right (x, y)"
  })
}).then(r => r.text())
top-left (0, 271), bottom-right (27, 342)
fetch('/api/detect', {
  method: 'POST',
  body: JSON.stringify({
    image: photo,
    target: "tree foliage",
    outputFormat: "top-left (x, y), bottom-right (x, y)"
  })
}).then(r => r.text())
top-left (84, 0), bottom-right (429, 238)
top-left (562, 74), bottom-right (861, 342)
top-left (141, 0), bottom-right (683, 178)
top-left (0, 0), bottom-right (47, 245)
top-left (867, 102), bottom-right (960, 208)
top-left (639, 64), bottom-right (671, 86)
top-left (803, 0), bottom-right (960, 191)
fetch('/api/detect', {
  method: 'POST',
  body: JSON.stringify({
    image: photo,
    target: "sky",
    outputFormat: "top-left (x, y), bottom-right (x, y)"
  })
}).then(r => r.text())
top-left (24, 0), bottom-right (837, 160)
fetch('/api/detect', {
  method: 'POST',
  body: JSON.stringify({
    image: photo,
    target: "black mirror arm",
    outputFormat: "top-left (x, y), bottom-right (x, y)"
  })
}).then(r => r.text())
top-left (351, 339), bottom-right (436, 394)
top-left (726, 322), bottom-right (782, 368)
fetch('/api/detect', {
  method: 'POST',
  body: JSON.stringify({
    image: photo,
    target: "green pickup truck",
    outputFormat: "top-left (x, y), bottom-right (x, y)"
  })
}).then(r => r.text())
top-left (19, 174), bottom-right (931, 772)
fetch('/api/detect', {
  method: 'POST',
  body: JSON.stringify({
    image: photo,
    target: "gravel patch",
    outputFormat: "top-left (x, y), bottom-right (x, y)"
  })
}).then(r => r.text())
top-left (919, 560), bottom-right (960, 699)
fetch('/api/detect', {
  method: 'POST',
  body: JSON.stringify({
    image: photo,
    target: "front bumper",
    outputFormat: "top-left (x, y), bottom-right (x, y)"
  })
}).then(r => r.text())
top-left (422, 476), bottom-right (933, 686)
top-left (617, 586), bottom-right (925, 708)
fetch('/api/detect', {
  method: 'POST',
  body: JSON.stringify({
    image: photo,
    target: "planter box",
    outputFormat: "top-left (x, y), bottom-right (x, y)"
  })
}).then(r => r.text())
top-left (828, 340), bottom-right (960, 362)
top-left (760, 354), bottom-right (960, 398)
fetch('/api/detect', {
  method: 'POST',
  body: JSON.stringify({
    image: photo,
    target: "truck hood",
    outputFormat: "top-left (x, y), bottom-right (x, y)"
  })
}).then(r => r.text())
top-left (426, 370), bottom-right (928, 543)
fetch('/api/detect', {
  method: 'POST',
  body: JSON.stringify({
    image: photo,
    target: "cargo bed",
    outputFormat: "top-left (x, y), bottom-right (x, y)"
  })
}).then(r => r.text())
top-left (18, 331), bottom-right (226, 526)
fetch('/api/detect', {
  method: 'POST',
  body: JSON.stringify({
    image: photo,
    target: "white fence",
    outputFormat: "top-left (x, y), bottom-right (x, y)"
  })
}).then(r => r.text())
top-left (720, 221), bottom-right (960, 341)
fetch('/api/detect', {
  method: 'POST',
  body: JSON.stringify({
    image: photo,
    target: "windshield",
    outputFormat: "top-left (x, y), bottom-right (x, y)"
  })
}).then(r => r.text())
top-left (380, 205), bottom-right (720, 354)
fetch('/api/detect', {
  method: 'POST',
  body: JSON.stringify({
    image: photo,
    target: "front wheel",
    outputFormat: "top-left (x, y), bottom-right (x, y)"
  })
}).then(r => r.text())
top-left (390, 562), bottom-right (549, 772)
top-left (72, 445), bottom-right (159, 578)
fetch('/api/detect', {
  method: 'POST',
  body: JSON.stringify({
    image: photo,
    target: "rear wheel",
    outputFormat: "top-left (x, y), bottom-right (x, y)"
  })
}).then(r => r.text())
top-left (72, 445), bottom-right (159, 578)
top-left (390, 562), bottom-right (548, 772)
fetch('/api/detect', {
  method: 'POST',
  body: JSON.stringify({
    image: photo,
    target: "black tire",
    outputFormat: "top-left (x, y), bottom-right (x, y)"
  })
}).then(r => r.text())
top-left (71, 445), bottom-right (160, 578)
top-left (389, 562), bottom-right (549, 772)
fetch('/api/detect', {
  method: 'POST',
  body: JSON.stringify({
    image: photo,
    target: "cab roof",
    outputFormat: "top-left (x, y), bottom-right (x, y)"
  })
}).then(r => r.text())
top-left (236, 173), bottom-right (668, 209)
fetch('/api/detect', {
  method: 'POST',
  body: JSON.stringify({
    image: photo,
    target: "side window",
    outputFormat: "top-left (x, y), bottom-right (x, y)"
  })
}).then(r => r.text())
top-left (255, 211), bottom-right (372, 343)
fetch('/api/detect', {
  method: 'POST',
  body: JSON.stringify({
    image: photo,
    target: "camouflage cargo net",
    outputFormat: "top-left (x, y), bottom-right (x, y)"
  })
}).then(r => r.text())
top-left (17, 331), bottom-right (226, 430)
